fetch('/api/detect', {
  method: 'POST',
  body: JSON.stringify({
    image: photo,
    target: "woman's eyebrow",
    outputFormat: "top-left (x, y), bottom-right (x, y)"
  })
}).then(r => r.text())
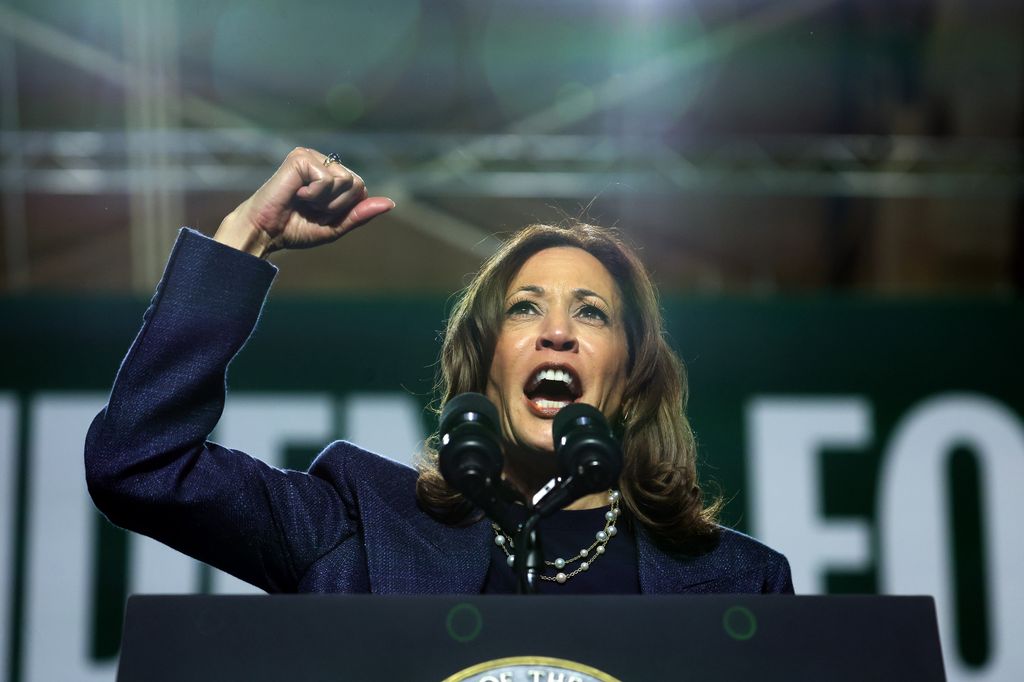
top-left (574, 288), bottom-right (611, 306)
top-left (507, 285), bottom-right (611, 307)
top-left (508, 285), bottom-right (544, 297)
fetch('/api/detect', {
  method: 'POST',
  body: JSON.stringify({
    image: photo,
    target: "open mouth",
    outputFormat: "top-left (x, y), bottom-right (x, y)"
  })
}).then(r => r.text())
top-left (523, 364), bottom-right (583, 415)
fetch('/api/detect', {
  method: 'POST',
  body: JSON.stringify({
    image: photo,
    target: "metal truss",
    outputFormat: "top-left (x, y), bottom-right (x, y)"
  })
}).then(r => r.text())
top-left (1, 128), bottom-right (1021, 199)
top-left (2, 0), bottom-right (1020, 293)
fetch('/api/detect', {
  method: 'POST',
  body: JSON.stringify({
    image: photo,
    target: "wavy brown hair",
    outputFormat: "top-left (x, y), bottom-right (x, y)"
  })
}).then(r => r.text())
top-left (415, 221), bottom-right (720, 550)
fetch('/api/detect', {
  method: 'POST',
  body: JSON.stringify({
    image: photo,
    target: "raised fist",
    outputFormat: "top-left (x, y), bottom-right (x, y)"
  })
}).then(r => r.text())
top-left (214, 147), bottom-right (395, 257)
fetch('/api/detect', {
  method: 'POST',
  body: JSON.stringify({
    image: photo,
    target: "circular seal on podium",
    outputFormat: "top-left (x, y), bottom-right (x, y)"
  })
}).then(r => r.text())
top-left (443, 655), bottom-right (621, 682)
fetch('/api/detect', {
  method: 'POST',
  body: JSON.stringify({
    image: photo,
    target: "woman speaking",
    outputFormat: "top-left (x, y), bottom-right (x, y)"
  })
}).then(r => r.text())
top-left (85, 147), bottom-right (792, 595)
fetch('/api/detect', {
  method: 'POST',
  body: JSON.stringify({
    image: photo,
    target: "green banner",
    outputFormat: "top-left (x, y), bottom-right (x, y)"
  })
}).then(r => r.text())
top-left (1, 295), bottom-right (1021, 681)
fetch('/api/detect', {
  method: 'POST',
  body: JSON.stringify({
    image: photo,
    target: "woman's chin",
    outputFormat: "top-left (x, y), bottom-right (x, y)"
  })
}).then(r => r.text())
top-left (517, 428), bottom-right (557, 452)
top-left (504, 437), bottom-right (557, 467)
top-left (501, 420), bottom-right (553, 453)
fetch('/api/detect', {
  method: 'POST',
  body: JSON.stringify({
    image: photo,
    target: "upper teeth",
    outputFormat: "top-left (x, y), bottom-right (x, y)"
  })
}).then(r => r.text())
top-left (536, 368), bottom-right (573, 386)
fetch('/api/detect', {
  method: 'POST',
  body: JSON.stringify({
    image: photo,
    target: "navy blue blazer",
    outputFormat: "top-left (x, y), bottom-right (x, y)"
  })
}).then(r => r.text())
top-left (85, 228), bottom-right (793, 595)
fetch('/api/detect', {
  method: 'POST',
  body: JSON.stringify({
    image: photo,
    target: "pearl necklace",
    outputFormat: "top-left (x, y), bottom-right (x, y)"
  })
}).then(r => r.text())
top-left (491, 490), bottom-right (621, 584)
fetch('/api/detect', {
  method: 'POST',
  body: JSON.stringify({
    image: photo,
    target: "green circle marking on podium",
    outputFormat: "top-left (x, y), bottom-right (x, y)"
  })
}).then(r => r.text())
top-left (446, 603), bottom-right (483, 643)
top-left (722, 605), bottom-right (757, 641)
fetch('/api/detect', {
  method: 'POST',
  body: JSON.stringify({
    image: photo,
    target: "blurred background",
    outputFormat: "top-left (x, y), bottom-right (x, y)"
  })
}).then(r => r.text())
top-left (1, 0), bottom-right (1022, 680)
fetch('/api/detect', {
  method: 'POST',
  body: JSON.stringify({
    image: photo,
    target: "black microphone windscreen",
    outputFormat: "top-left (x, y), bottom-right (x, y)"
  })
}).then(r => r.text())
top-left (553, 402), bottom-right (607, 446)
top-left (440, 392), bottom-right (499, 435)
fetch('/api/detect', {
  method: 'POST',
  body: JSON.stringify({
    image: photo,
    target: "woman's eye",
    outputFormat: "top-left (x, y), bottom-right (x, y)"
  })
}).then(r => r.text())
top-left (507, 300), bottom-right (538, 316)
top-left (577, 304), bottom-right (609, 322)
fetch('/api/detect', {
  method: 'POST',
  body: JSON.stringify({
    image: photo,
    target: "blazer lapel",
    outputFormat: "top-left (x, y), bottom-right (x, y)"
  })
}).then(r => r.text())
top-left (361, 482), bottom-right (490, 594)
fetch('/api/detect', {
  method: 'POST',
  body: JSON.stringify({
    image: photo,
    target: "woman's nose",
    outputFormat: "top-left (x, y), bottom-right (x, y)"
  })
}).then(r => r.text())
top-left (536, 312), bottom-right (578, 352)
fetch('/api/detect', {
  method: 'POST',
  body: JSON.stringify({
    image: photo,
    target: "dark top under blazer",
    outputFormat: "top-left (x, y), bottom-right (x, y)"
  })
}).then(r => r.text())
top-left (85, 228), bottom-right (794, 595)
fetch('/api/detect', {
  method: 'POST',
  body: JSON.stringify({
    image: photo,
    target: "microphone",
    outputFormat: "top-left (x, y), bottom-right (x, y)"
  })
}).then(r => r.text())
top-left (532, 403), bottom-right (622, 516)
top-left (438, 392), bottom-right (519, 534)
top-left (553, 402), bottom-right (622, 495)
top-left (438, 392), bottom-right (503, 501)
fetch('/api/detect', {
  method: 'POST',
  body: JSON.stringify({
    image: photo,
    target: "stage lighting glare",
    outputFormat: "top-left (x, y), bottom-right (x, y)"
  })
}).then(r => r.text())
top-left (480, 2), bottom-right (715, 130)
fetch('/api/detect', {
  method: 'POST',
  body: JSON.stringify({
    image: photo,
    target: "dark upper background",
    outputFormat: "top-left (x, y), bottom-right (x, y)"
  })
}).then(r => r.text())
top-left (0, 0), bottom-right (1021, 297)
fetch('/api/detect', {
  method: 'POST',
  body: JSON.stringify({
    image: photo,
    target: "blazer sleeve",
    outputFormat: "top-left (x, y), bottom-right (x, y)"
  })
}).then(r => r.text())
top-left (763, 553), bottom-right (795, 594)
top-left (85, 228), bottom-right (355, 593)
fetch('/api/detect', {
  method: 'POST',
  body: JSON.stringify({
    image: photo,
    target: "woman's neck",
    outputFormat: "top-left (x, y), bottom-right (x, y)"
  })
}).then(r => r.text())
top-left (563, 491), bottom-right (612, 510)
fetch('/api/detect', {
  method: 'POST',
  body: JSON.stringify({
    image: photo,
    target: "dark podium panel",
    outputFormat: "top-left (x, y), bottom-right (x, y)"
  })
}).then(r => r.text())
top-left (117, 594), bottom-right (945, 681)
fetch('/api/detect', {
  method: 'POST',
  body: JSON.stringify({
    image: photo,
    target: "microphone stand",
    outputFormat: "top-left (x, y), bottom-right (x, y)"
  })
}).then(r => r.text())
top-left (473, 479), bottom-right (522, 543)
top-left (514, 512), bottom-right (545, 594)
top-left (513, 476), bottom-right (579, 594)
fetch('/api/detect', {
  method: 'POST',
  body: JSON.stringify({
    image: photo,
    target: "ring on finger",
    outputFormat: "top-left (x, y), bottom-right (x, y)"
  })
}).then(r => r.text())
top-left (323, 152), bottom-right (343, 167)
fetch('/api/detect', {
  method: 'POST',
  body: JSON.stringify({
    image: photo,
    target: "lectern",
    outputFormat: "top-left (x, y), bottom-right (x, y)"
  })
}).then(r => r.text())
top-left (117, 594), bottom-right (945, 681)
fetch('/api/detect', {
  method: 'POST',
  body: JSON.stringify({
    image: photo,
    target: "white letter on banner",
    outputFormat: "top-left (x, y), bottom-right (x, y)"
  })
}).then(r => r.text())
top-left (24, 393), bottom-right (114, 682)
top-left (341, 392), bottom-right (424, 468)
top-left (747, 397), bottom-right (872, 594)
top-left (0, 394), bottom-right (16, 676)
top-left (879, 394), bottom-right (1024, 682)
top-left (210, 393), bottom-right (333, 594)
